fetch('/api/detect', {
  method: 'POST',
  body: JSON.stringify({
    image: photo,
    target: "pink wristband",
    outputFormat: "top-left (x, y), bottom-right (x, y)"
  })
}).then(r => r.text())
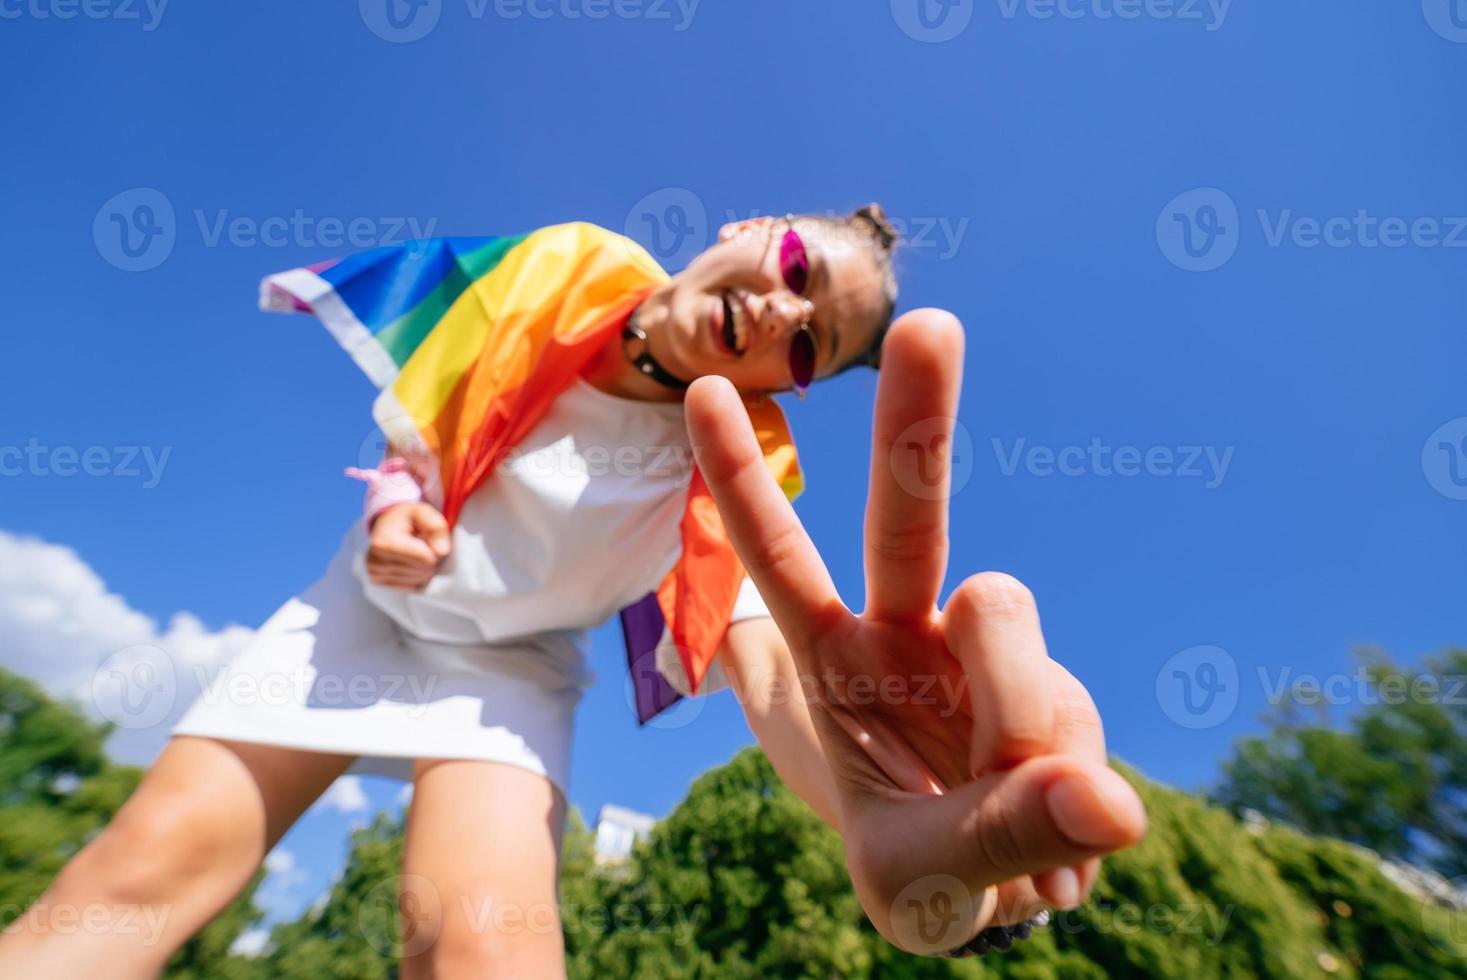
top-left (345, 457), bottom-right (424, 531)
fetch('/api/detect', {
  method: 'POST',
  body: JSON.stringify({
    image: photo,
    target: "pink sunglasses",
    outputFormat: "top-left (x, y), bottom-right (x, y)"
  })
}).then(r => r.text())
top-left (778, 216), bottom-right (818, 398)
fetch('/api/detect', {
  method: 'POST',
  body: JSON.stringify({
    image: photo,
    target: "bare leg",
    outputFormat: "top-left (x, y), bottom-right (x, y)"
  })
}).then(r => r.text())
top-left (0, 736), bottom-right (355, 980)
top-left (398, 758), bottom-right (567, 980)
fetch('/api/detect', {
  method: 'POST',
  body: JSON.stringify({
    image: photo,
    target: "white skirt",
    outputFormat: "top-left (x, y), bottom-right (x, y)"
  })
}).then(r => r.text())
top-left (171, 528), bottom-right (589, 796)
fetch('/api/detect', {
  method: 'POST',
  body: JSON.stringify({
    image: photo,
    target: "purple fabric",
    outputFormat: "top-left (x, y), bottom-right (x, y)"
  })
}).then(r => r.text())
top-left (620, 592), bottom-right (682, 725)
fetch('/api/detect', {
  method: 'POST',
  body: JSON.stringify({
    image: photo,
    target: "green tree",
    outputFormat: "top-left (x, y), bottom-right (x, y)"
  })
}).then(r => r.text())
top-left (247, 812), bottom-right (405, 980)
top-left (566, 748), bottom-right (875, 979)
top-left (0, 667), bottom-right (265, 978)
top-left (238, 805), bottom-right (605, 979)
top-left (565, 748), bottom-right (1467, 979)
top-left (1216, 648), bottom-right (1467, 877)
top-left (8, 663), bottom-right (1467, 977)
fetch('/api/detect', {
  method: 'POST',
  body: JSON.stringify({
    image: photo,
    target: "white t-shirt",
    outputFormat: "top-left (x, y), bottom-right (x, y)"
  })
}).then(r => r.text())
top-left (349, 375), bottom-right (770, 692)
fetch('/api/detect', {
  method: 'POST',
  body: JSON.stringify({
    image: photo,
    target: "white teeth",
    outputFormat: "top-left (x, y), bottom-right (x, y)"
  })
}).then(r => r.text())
top-left (721, 292), bottom-right (740, 354)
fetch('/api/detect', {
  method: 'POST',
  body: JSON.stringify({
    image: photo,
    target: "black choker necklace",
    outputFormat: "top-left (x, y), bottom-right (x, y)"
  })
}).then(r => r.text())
top-left (621, 307), bottom-right (691, 391)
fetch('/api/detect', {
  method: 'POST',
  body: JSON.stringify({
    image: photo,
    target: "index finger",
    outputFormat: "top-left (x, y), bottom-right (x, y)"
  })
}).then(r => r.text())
top-left (684, 375), bottom-right (847, 652)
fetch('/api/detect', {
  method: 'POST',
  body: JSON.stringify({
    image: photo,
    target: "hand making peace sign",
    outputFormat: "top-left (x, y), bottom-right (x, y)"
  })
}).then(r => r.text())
top-left (685, 308), bottom-right (1147, 955)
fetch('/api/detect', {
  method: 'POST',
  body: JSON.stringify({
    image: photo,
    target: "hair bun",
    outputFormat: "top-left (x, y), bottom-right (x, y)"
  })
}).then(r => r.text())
top-left (853, 203), bottom-right (898, 252)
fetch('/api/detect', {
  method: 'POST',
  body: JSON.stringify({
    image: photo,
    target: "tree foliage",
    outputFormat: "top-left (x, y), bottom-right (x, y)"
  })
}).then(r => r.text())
top-left (565, 750), bottom-right (1467, 979)
top-left (0, 668), bottom-right (264, 977)
top-left (1216, 647), bottom-right (1467, 878)
top-left (3, 664), bottom-right (1465, 978)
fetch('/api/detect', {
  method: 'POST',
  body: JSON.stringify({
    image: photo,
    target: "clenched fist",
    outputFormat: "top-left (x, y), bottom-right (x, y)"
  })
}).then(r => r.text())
top-left (365, 502), bottom-right (452, 590)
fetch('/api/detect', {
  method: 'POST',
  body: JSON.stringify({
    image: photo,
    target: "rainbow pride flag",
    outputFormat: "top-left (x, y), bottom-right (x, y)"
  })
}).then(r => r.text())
top-left (260, 223), bottom-right (803, 722)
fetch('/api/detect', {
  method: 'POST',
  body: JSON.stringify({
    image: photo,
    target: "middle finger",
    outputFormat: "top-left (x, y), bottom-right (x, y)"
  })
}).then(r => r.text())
top-left (863, 310), bottom-right (964, 624)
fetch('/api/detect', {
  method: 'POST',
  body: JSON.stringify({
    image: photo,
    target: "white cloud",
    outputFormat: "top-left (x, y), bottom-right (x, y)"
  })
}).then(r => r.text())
top-left (307, 867), bottom-right (345, 917)
top-left (0, 529), bottom-right (254, 765)
top-left (397, 782), bottom-right (415, 807)
top-left (264, 848), bottom-right (298, 876)
top-left (317, 775), bottom-right (370, 813)
top-left (229, 927), bottom-right (271, 958)
top-left (255, 845), bottom-right (309, 914)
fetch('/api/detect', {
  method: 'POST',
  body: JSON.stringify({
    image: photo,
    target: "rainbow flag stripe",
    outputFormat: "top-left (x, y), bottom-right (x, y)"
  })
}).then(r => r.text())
top-left (260, 223), bottom-right (803, 723)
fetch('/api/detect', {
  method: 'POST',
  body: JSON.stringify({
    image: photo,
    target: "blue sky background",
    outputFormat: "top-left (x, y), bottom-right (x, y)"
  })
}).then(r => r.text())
top-left (2, 0), bottom-right (1465, 926)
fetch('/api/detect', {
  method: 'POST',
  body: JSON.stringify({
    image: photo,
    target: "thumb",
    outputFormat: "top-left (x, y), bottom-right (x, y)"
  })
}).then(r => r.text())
top-left (852, 758), bottom-right (1145, 955)
top-left (956, 757), bottom-right (1146, 885)
top-left (411, 507), bottom-right (452, 558)
top-left (859, 757), bottom-right (1146, 927)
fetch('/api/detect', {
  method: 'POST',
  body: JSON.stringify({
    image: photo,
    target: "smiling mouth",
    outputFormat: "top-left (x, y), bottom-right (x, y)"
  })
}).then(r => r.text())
top-left (720, 291), bottom-right (747, 356)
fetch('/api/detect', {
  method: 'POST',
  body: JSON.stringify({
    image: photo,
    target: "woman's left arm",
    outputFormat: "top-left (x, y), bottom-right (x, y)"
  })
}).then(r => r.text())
top-left (717, 617), bottom-right (842, 831)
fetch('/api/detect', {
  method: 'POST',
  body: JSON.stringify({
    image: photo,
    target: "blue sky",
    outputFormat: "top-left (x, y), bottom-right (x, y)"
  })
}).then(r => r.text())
top-left (3, 0), bottom-right (1465, 926)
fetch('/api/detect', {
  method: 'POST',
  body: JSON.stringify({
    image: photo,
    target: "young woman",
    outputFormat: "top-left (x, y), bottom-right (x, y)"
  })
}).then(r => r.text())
top-left (0, 207), bottom-right (1145, 977)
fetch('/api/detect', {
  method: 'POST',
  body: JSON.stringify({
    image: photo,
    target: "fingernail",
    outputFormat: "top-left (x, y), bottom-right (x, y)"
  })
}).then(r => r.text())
top-left (1073, 862), bottom-right (1093, 897)
top-left (1047, 866), bottom-right (1081, 910)
top-left (1045, 770), bottom-right (1138, 848)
